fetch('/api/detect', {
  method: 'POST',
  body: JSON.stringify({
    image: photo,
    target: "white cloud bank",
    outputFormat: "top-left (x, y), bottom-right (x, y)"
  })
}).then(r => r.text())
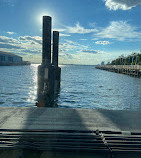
top-left (59, 20), bottom-right (141, 41)
top-left (64, 23), bottom-right (98, 34)
top-left (95, 21), bottom-right (141, 41)
top-left (0, 35), bottom-right (42, 63)
top-left (19, 36), bottom-right (42, 44)
top-left (59, 33), bottom-right (71, 37)
top-left (7, 32), bottom-right (15, 35)
top-left (2, 20), bottom-right (141, 64)
top-left (81, 50), bottom-right (104, 54)
top-left (104, 0), bottom-right (141, 10)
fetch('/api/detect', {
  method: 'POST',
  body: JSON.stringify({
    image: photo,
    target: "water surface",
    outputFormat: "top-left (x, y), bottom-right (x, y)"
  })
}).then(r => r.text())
top-left (0, 64), bottom-right (141, 110)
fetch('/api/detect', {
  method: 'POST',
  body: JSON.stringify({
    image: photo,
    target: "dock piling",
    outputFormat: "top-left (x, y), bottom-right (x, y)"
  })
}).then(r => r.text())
top-left (37, 16), bottom-right (61, 107)
top-left (52, 31), bottom-right (61, 93)
top-left (52, 31), bottom-right (59, 67)
top-left (42, 16), bottom-right (51, 66)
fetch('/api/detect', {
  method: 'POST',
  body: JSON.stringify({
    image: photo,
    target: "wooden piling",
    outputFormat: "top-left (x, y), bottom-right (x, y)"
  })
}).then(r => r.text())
top-left (37, 16), bottom-right (61, 107)
top-left (42, 16), bottom-right (51, 66)
top-left (52, 31), bottom-right (61, 94)
top-left (52, 31), bottom-right (59, 68)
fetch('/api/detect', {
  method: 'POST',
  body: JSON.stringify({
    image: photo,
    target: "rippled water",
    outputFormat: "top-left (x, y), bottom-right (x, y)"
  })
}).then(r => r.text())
top-left (0, 65), bottom-right (37, 107)
top-left (0, 64), bottom-right (141, 110)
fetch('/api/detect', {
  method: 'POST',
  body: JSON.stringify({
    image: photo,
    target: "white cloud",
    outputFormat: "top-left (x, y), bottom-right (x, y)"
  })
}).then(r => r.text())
top-left (7, 32), bottom-right (15, 35)
top-left (81, 50), bottom-right (104, 54)
top-left (19, 36), bottom-right (42, 44)
top-left (59, 21), bottom-right (141, 42)
top-left (59, 40), bottom-right (88, 53)
top-left (0, 35), bottom-right (42, 62)
top-left (104, 0), bottom-right (141, 10)
top-left (79, 39), bottom-right (87, 41)
top-left (95, 21), bottom-right (141, 41)
top-left (59, 33), bottom-right (71, 37)
top-left (0, 36), bottom-right (19, 44)
top-left (59, 50), bottom-right (107, 65)
top-left (66, 40), bottom-right (88, 49)
top-left (1, 0), bottom-right (17, 6)
top-left (95, 40), bottom-right (111, 45)
top-left (53, 28), bottom-right (66, 32)
top-left (65, 23), bottom-right (98, 34)
top-left (0, 36), bottom-right (22, 49)
top-left (92, 38), bottom-right (100, 41)
top-left (53, 22), bottom-right (98, 35)
top-left (89, 22), bottom-right (97, 28)
top-left (0, 36), bottom-right (88, 62)
top-left (0, 34), bottom-right (112, 65)
top-left (82, 50), bottom-right (98, 54)
top-left (59, 53), bottom-right (73, 59)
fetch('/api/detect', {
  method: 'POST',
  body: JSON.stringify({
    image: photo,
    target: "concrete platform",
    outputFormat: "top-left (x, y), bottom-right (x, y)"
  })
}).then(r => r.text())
top-left (0, 107), bottom-right (141, 158)
top-left (0, 107), bottom-right (141, 132)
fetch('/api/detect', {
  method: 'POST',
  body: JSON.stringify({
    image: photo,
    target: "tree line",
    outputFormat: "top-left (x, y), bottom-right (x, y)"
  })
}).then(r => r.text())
top-left (109, 53), bottom-right (141, 65)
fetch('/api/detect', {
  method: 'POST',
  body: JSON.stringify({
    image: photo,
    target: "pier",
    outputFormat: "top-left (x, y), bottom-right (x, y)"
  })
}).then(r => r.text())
top-left (96, 65), bottom-right (141, 77)
top-left (0, 107), bottom-right (141, 158)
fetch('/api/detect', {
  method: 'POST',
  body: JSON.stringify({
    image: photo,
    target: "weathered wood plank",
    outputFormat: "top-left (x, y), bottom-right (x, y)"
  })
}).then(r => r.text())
top-left (0, 107), bottom-right (141, 132)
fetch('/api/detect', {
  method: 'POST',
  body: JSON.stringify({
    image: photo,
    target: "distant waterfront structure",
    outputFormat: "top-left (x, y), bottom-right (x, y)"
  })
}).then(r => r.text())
top-left (0, 51), bottom-right (30, 66)
top-left (101, 61), bottom-right (105, 65)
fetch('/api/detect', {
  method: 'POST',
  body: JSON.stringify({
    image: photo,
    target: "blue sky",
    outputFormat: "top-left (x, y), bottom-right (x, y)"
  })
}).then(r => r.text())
top-left (0, 0), bottom-right (141, 65)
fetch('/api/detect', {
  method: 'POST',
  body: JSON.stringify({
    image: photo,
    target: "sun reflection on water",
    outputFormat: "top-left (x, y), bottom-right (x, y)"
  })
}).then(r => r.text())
top-left (27, 64), bottom-right (38, 104)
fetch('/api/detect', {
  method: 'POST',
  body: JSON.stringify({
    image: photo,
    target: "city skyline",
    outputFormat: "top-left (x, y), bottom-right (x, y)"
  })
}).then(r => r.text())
top-left (0, 0), bottom-right (141, 65)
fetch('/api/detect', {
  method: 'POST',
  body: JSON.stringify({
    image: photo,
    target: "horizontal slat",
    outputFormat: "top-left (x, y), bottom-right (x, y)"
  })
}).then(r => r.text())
top-left (0, 145), bottom-right (109, 152)
top-left (0, 138), bottom-right (103, 143)
top-left (0, 129), bottom-right (97, 133)
top-left (107, 140), bottom-right (141, 144)
top-left (108, 143), bottom-right (141, 148)
top-left (112, 148), bottom-right (141, 151)
top-left (104, 135), bottom-right (141, 138)
top-left (0, 129), bottom-right (141, 154)
top-left (0, 134), bottom-right (99, 139)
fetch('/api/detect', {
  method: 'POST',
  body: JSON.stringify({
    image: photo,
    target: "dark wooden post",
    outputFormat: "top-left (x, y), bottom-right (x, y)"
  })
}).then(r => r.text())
top-left (52, 31), bottom-right (61, 93)
top-left (37, 16), bottom-right (61, 107)
top-left (52, 31), bottom-right (59, 67)
top-left (42, 16), bottom-right (51, 66)
top-left (37, 16), bottom-right (53, 107)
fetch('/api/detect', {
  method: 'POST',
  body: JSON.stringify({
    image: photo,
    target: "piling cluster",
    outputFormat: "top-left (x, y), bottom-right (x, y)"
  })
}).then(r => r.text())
top-left (96, 65), bottom-right (141, 77)
top-left (37, 16), bottom-right (61, 107)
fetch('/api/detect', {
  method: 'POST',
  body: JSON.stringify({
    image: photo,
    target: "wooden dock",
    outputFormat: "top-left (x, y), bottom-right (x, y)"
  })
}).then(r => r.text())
top-left (96, 65), bottom-right (141, 77)
top-left (0, 107), bottom-right (141, 158)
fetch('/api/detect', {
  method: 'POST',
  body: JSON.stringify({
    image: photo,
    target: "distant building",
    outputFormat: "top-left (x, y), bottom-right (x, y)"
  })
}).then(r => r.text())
top-left (0, 51), bottom-right (30, 66)
top-left (101, 61), bottom-right (105, 65)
